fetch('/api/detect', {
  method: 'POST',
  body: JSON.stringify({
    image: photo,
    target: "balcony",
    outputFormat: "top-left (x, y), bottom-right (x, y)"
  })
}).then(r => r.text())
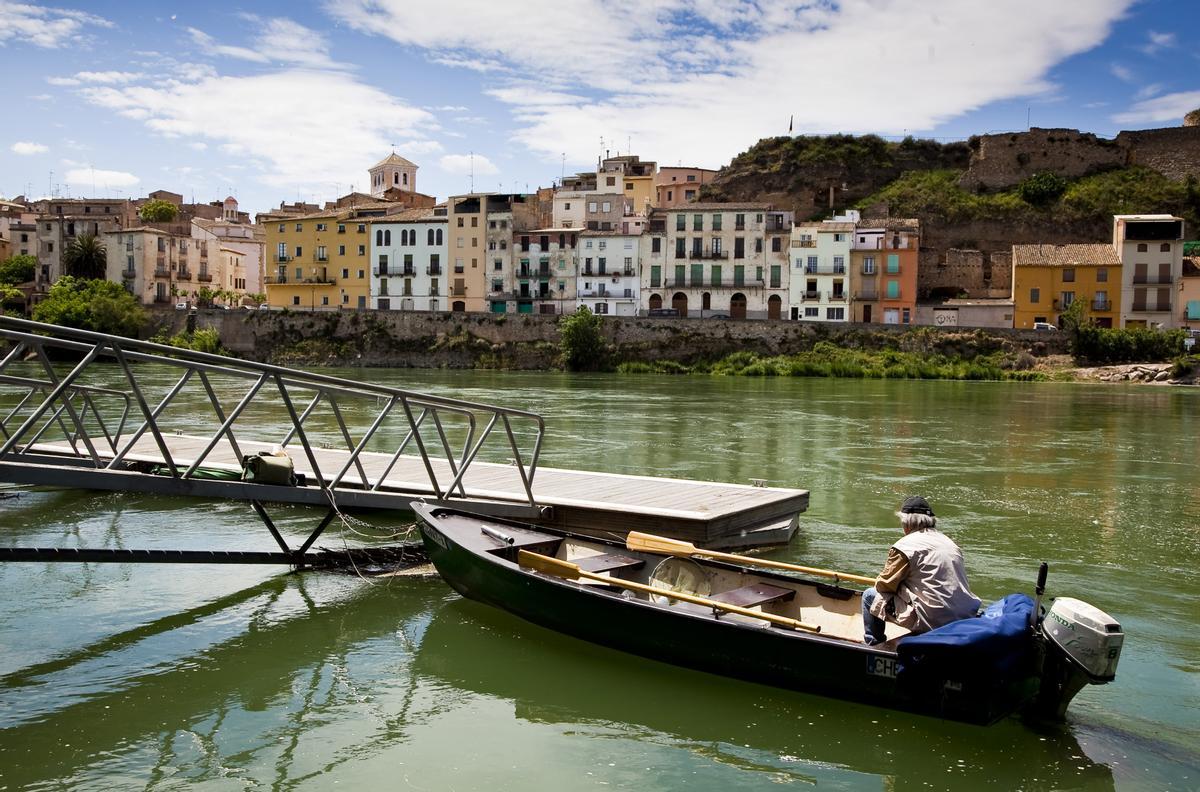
top-left (265, 274), bottom-right (337, 285)
top-left (1130, 302), bottom-right (1172, 312)
top-left (197, 272), bottom-right (213, 282)
top-left (1090, 300), bottom-right (1112, 311)
top-left (451, 286), bottom-right (467, 296)
top-left (1132, 274), bottom-right (1174, 285)
top-left (153, 294), bottom-right (171, 304)
top-left (121, 269), bottom-right (136, 280)
top-left (804, 266), bottom-right (847, 275)
top-left (427, 265), bottom-right (441, 275)
top-left (688, 249), bottom-right (728, 260)
top-left (801, 290), bottom-right (821, 301)
top-left (853, 290), bottom-right (879, 301)
top-left (793, 240), bottom-right (816, 248)
top-left (827, 291), bottom-right (847, 302)
top-left (377, 267), bottom-right (416, 277)
top-left (861, 265), bottom-right (876, 275)
top-left (275, 254), bottom-right (292, 263)
top-left (177, 269), bottom-right (193, 281)
top-left (154, 268), bottom-right (170, 279)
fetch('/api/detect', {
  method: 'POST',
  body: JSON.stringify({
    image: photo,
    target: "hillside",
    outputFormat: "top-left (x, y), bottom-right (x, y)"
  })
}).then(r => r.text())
top-left (700, 125), bottom-right (1200, 251)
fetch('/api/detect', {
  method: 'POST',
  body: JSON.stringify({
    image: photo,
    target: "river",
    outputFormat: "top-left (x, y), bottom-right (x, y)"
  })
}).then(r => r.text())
top-left (0, 369), bottom-right (1197, 790)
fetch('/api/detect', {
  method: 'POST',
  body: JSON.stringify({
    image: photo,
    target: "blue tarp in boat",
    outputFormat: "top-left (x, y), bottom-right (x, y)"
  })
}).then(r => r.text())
top-left (897, 594), bottom-right (1035, 684)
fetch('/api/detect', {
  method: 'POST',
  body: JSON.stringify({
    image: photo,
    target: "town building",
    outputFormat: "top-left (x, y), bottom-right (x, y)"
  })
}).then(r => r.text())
top-left (850, 219), bottom-right (920, 324)
top-left (597, 155), bottom-right (657, 216)
top-left (500, 228), bottom-right (580, 314)
top-left (655, 167), bottom-right (718, 208)
top-left (369, 152), bottom-right (418, 198)
top-left (28, 198), bottom-right (136, 287)
top-left (104, 227), bottom-right (220, 306)
top-left (914, 299), bottom-right (1016, 329)
top-left (368, 208), bottom-right (448, 311)
top-left (447, 193), bottom-right (537, 312)
top-left (1113, 214), bottom-right (1185, 329)
top-left (577, 231), bottom-right (641, 316)
top-left (264, 203), bottom-right (403, 310)
top-left (789, 218), bottom-right (853, 322)
top-left (646, 204), bottom-right (791, 319)
top-left (192, 219), bottom-right (266, 297)
top-left (1011, 244), bottom-right (1122, 329)
top-left (1180, 257), bottom-right (1200, 330)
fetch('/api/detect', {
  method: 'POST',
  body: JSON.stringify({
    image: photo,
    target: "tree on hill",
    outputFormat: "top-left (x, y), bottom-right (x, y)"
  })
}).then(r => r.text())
top-left (1184, 108), bottom-right (1200, 127)
top-left (32, 276), bottom-right (144, 337)
top-left (62, 233), bottom-right (108, 279)
top-left (559, 306), bottom-right (606, 371)
top-left (138, 199), bottom-right (179, 222)
top-left (0, 254), bottom-right (37, 285)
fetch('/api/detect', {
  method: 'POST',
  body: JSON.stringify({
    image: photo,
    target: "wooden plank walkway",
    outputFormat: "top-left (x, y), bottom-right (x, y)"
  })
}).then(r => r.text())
top-left (21, 435), bottom-right (808, 548)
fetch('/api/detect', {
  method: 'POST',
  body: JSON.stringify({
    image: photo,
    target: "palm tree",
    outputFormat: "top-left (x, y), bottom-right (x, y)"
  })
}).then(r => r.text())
top-left (62, 233), bottom-right (108, 280)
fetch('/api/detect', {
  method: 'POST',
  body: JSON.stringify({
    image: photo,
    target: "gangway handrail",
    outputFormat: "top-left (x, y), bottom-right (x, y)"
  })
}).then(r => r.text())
top-left (0, 316), bottom-right (546, 508)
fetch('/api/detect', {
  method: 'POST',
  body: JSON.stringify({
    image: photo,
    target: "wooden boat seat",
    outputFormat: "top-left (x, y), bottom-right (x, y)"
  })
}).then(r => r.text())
top-left (709, 582), bottom-right (795, 609)
top-left (576, 553), bottom-right (645, 574)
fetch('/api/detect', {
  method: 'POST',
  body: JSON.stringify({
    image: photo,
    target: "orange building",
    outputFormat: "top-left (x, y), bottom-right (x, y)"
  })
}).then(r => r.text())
top-left (850, 219), bottom-right (919, 324)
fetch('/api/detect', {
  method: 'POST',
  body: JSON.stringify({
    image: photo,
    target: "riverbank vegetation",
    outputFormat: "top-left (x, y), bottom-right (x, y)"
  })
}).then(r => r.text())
top-left (618, 343), bottom-right (1046, 381)
top-left (149, 327), bottom-right (225, 355)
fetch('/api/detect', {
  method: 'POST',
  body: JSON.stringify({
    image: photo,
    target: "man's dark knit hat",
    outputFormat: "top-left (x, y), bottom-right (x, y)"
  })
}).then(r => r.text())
top-left (900, 496), bottom-right (935, 516)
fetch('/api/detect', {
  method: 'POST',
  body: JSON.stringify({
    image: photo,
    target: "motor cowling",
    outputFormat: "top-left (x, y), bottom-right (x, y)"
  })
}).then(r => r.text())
top-left (1043, 597), bottom-right (1123, 682)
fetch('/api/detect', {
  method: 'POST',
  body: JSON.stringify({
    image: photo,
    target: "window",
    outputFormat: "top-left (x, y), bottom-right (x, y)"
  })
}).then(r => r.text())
top-left (1136, 243), bottom-right (1147, 252)
top-left (886, 254), bottom-right (899, 273)
top-left (769, 265), bottom-right (781, 288)
top-left (589, 202), bottom-right (599, 213)
top-left (1060, 291), bottom-right (1074, 307)
top-left (755, 238), bottom-right (763, 253)
top-left (902, 308), bottom-right (911, 324)
top-left (471, 217), bottom-right (478, 227)
top-left (564, 202), bottom-right (571, 210)
top-left (625, 182), bottom-right (634, 191)
top-left (295, 246), bottom-right (303, 257)
top-left (652, 237), bottom-right (661, 253)
top-left (376, 230), bottom-right (383, 246)
top-left (684, 190), bottom-right (695, 200)
top-left (1062, 268), bottom-right (1075, 283)
top-left (322, 296), bottom-right (330, 305)
top-left (342, 268), bottom-right (350, 279)
top-left (606, 176), bottom-right (616, 186)
top-left (675, 239), bottom-right (686, 258)
top-left (693, 214), bottom-right (703, 231)
top-left (316, 223), bottom-right (326, 232)
top-left (826, 307), bottom-right (845, 320)
top-left (338, 245), bottom-right (345, 256)
top-left (292, 296), bottom-right (300, 306)
top-left (601, 202), bottom-right (611, 212)
top-left (675, 214), bottom-right (686, 231)
top-left (436, 229), bottom-right (443, 245)
top-left (771, 237), bottom-right (782, 252)
top-left (494, 259), bottom-right (503, 271)
top-left (863, 256), bottom-right (875, 274)
top-left (833, 233), bottom-right (845, 242)
top-left (804, 306), bottom-right (819, 317)
top-left (734, 238), bottom-right (745, 259)
top-left (358, 245), bottom-right (365, 256)
top-left (457, 217), bottom-right (464, 227)
top-left (278, 223), bottom-right (286, 232)
top-left (1030, 287), bottom-right (1040, 303)
top-left (358, 224), bottom-right (366, 233)
top-left (650, 265), bottom-right (662, 287)
top-left (343, 294), bottom-right (350, 304)
top-left (1161, 242), bottom-right (1171, 252)
top-left (1097, 268), bottom-right (1107, 282)
top-left (886, 280), bottom-right (899, 299)
top-left (734, 265), bottom-right (745, 286)
top-left (295, 223), bottom-right (302, 232)
top-left (338, 224), bottom-right (345, 233)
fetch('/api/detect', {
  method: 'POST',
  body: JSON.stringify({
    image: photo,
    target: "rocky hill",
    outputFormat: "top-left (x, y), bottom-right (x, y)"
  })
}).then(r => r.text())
top-left (700, 124), bottom-right (1200, 253)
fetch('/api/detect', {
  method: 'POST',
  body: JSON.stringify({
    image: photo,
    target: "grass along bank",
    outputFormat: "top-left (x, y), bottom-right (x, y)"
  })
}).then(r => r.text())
top-left (617, 344), bottom-right (1049, 381)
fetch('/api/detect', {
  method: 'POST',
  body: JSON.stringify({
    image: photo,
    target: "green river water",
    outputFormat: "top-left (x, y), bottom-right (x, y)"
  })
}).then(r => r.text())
top-left (0, 369), bottom-right (1197, 791)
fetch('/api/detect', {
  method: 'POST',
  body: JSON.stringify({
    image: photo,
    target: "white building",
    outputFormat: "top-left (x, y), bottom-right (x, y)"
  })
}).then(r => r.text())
top-left (192, 218), bottom-right (265, 297)
top-left (369, 209), bottom-right (448, 311)
top-left (577, 232), bottom-right (641, 316)
top-left (790, 217), bottom-right (854, 322)
top-left (552, 191), bottom-right (587, 229)
top-left (506, 228), bottom-right (579, 314)
top-left (1112, 214), bottom-right (1185, 329)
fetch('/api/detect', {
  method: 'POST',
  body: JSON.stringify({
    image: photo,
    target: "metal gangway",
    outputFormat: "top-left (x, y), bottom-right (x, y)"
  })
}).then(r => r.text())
top-left (0, 316), bottom-right (547, 566)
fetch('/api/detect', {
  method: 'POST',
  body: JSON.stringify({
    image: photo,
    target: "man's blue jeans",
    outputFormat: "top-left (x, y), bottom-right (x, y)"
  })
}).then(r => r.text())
top-left (861, 587), bottom-right (888, 645)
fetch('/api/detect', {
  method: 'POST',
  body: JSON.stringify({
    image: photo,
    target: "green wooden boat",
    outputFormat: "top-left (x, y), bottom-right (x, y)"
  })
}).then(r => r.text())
top-left (414, 503), bottom-right (1122, 725)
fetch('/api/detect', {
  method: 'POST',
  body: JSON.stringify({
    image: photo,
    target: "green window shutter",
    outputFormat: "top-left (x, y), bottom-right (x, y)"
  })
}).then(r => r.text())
top-left (887, 254), bottom-right (899, 273)
top-left (887, 280), bottom-right (899, 299)
top-left (770, 265), bottom-right (781, 288)
top-left (650, 265), bottom-right (661, 287)
top-left (675, 265), bottom-right (685, 284)
top-left (711, 264), bottom-right (722, 285)
top-left (1188, 300), bottom-right (1200, 320)
top-left (690, 263), bottom-right (703, 285)
top-left (733, 265), bottom-right (745, 286)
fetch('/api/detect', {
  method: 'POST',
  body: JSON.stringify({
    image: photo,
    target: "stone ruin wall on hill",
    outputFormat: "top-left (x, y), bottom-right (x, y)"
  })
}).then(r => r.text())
top-left (959, 125), bottom-right (1200, 192)
top-left (917, 249), bottom-right (1013, 300)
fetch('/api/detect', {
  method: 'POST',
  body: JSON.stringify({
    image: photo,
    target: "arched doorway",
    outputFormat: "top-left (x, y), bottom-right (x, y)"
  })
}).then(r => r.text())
top-left (671, 292), bottom-right (688, 318)
top-left (702, 292), bottom-right (711, 311)
top-left (648, 293), bottom-right (662, 311)
top-left (452, 301), bottom-right (466, 312)
top-left (767, 294), bottom-right (782, 320)
top-left (730, 293), bottom-right (747, 320)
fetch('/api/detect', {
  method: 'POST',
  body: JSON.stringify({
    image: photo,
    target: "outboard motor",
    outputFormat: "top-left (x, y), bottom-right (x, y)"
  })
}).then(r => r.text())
top-left (1036, 597), bottom-right (1124, 718)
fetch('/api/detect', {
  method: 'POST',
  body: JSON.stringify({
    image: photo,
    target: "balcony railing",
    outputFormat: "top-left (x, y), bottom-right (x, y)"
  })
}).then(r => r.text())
top-left (121, 269), bottom-right (136, 280)
top-left (793, 240), bottom-right (816, 248)
top-left (1130, 302), bottom-right (1172, 312)
top-left (688, 250), bottom-right (728, 260)
top-left (177, 269), bottom-right (192, 281)
top-left (427, 265), bottom-right (441, 275)
top-left (1132, 275), bottom-right (1174, 285)
top-left (861, 265), bottom-right (876, 275)
top-left (275, 255), bottom-right (292, 263)
top-left (854, 290), bottom-right (879, 300)
top-left (1092, 300), bottom-right (1112, 311)
top-left (377, 267), bottom-right (416, 277)
top-left (802, 290), bottom-right (820, 301)
top-left (804, 266), bottom-right (847, 275)
top-left (265, 275), bottom-right (337, 285)
top-left (154, 268), bottom-right (170, 279)
top-left (827, 291), bottom-right (847, 302)
top-left (197, 272), bottom-right (213, 282)
top-left (661, 279), bottom-right (764, 290)
top-left (451, 287), bottom-right (467, 296)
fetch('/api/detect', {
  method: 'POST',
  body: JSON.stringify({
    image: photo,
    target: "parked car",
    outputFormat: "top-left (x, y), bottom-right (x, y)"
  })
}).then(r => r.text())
top-left (257, 303), bottom-right (272, 311)
top-left (709, 312), bottom-right (732, 320)
top-left (647, 308), bottom-right (679, 317)
top-left (1033, 322), bottom-right (1057, 331)
top-left (174, 301), bottom-right (189, 310)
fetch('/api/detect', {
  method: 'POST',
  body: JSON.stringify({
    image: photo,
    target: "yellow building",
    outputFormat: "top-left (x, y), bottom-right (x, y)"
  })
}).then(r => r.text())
top-left (598, 155), bottom-right (657, 216)
top-left (1011, 244), bottom-right (1121, 328)
top-left (264, 204), bottom-right (399, 309)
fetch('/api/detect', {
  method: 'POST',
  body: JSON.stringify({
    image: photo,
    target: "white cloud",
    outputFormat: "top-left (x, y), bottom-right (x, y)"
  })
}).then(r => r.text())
top-left (74, 70), bottom-right (143, 84)
top-left (1133, 83), bottom-right (1163, 101)
top-left (187, 17), bottom-right (347, 70)
top-left (1110, 63), bottom-right (1134, 83)
top-left (65, 168), bottom-right (140, 188)
top-left (440, 154), bottom-right (499, 175)
top-left (78, 69), bottom-right (435, 190)
top-left (1112, 90), bottom-right (1200, 124)
top-left (46, 76), bottom-right (81, 86)
top-left (11, 141), bottom-right (48, 155)
top-left (0, 2), bottom-right (112, 49)
top-left (327, 0), bottom-right (1135, 168)
top-left (1140, 30), bottom-right (1176, 55)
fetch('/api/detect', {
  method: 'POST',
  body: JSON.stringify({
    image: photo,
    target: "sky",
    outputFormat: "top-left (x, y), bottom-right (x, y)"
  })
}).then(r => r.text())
top-left (1, 0), bottom-right (1198, 216)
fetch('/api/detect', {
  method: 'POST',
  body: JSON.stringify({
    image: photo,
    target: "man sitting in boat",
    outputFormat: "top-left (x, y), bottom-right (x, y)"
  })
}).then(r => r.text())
top-left (861, 496), bottom-right (981, 645)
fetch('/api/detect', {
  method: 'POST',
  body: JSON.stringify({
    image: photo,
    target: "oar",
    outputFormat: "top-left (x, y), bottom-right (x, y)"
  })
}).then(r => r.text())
top-left (518, 550), bottom-right (820, 633)
top-left (626, 532), bottom-right (875, 586)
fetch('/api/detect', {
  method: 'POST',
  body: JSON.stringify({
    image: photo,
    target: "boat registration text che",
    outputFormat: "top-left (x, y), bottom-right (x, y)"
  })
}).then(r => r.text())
top-left (866, 655), bottom-right (898, 679)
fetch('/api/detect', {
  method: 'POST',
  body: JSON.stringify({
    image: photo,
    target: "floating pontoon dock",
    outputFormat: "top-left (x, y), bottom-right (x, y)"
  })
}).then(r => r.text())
top-left (0, 317), bottom-right (807, 565)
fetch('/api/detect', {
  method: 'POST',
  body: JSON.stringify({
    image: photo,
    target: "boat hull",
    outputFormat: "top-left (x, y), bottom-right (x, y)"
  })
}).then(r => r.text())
top-left (415, 504), bottom-right (1038, 725)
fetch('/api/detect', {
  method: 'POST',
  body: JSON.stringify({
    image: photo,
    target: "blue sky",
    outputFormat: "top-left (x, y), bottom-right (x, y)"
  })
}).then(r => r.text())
top-left (2, 0), bottom-right (1198, 215)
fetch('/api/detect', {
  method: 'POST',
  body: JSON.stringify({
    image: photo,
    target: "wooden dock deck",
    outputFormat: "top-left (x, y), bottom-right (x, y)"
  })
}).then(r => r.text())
top-left (18, 435), bottom-right (808, 549)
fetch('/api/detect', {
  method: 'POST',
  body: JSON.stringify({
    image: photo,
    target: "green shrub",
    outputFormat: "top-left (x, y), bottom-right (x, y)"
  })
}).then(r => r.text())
top-left (1072, 325), bottom-right (1184, 363)
top-left (558, 307), bottom-right (606, 371)
top-left (1016, 172), bottom-right (1068, 207)
top-left (32, 276), bottom-right (144, 336)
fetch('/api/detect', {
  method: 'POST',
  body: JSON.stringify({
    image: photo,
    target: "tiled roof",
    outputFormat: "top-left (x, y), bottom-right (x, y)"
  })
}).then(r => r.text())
top-left (372, 152), bottom-right (418, 169)
top-left (366, 207), bottom-right (444, 223)
top-left (667, 203), bottom-right (775, 211)
top-left (1012, 243), bottom-right (1120, 267)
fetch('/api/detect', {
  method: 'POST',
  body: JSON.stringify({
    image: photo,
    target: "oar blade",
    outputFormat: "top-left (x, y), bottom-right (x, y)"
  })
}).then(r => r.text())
top-left (518, 550), bottom-right (582, 581)
top-left (626, 531), bottom-right (697, 557)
